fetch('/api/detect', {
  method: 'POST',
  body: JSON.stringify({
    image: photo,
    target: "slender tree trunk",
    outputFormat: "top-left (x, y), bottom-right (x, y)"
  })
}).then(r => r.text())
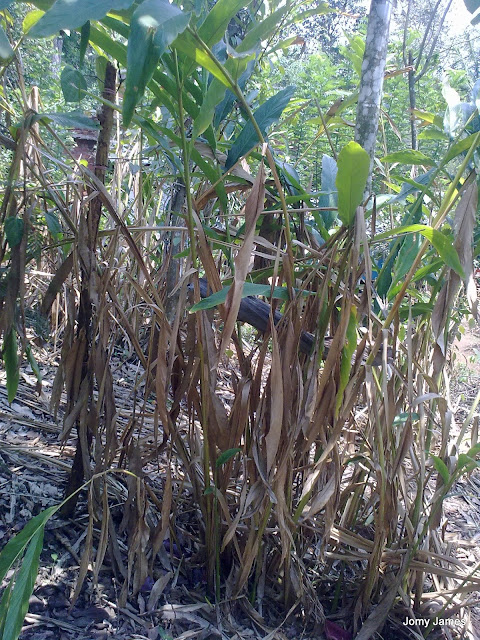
top-left (408, 51), bottom-right (417, 150)
top-left (354, 0), bottom-right (393, 190)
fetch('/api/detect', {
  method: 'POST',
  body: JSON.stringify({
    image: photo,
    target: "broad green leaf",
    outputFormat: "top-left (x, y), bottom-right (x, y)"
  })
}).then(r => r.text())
top-left (79, 21), bottom-right (90, 66)
top-left (432, 456), bottom-right (450, 484)
top-left (2, 528), bottom-right (44, 640)
top-left (29, 0), bottom-right (135, 38)
top-left (374, 224), bottom-right (464, 278)
top-left (389, 232), bottom-right (422, 297)
top-left (466, 443), bottom-right (480, 458)
top-left (464, 0), bottom-right (480, 14)
top-left (399, 302), bottom-right (433, 319)
top-left (0, 25), bottom-right (13, 64)
top-left (225, 85), bottom-right (295, 170)
top-left (95, 55), bottom-right (108, 93)
top-left (173, 32), bottom-right (232, 87)
top-left (193, 52), bottom-right (256, 139)
top-left (318, 154), bottom-right (338, 230)
top-left (412, 109), bottom-right (443, 128)
top-left (22, 10), bottom-right (44, 34)
top-left (457, 453), bottom-right (477, 471)
top-left (45, 210), bottom-right (62, 237)
top-left (0, 581), bottom-right (13, 637)
top-left (123, 0), bottom-right (190, 127)
top-left (445, 132), bottom-right (480, 163)
top-left (335, 141), bottom-right (369, 225)
top-left (190, 281), bottom-right (312, 312)
top-left (3, 328), bottom-right (19, 403)
top-left (4, 217), bottom-right (23, 248)
top-left (381, 149), bottom-right (436, 166)
top-left (60, 65), bottom-right (87, 102)
top-left (198, 0), bottom-right (249, 46)
top-left (0, 506), bottom-right (58, 585)
top-left (34, 112), bottom-right (99, 129)
top-left (216, 448), bottom-right (242, 468)
top-left (417, 128), bottom-right (449, 141)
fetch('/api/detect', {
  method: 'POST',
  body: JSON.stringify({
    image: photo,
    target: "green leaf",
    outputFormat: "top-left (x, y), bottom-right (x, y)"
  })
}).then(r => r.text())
top-left (123, 0), bottom-right (190, 127)
top-left (432, 456), bottom-right (450, 484)
top-left (198, 0), bottom-right (248, 47)
top-left (417, 128), bottom-right (449, 141)
top-left (79, 21), bottom-right (90, 66)
top-left (22, 10), bottom-right (44, 34)
top-left (457, 453), bottom-right (477, 471)
top-left (29, 0), bottom-right (135, 38)
top-left (0, 25), bottom-right (13, 64)
top-left (335, 141), bottom-right (369, 225)
top-left (0, 506), bottom-right (58, 586)
top-left (34, 112), bottom-right (99, 129)
top-left (60, 65), bottom-right (87, 102)
top-left (466, 443), bottom-right (480, 458)
top-left (2, 527), bottom-right (45, 640)
top-left (444, 132), bottom-right (480, 163)
top-left (4, 217), bottom-right (23, 248)
top-left (215, 448), bottom-right (241, 468)
top-left (374, 224), bottom-right (465, 278)
top-left (381, 149), bottom-right (436, 166)
top-left (193, 52), bottom-right (255, 139)
top-left (464, 0), bottom-right (480, 13)
top-left (389, 232), bottom-right (422, 297)
top-left (25, 345), bottom-right (42, 383)
top-left (0, 580), bottom-right (13, 637)
top-left (225, 85), bottom-right (295, 170)
top-left (45, 210), bottom-right (62, 238)
top-left (95, 55), bottom-right (108, 93)
top-left (3, 328), bottom-right (19, 404)
top-left (190, 281), bottom-right (312, 313)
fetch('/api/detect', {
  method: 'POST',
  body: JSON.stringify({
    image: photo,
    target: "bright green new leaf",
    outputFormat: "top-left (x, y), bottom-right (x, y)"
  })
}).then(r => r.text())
top-left (3, 328), bottom-right (19, 403)
top-left (4, 217), bottom-right (23, 248)
top-left (60, 65), bottom-right (87, 102)
top-left (0, 25), bottom-right (13, 64)
top-left (2, 528), bottom-right (45, 640)
top-left (123, 0), bottom-right (190, 127)
top-left (23, 10), bottom-right (44, 34)
top-left (432, 456), bottom-right (450, 484)
top-left (225, 85), bottom-right (295, 170)
top-left (216, 448), bottom-right (242, 468)
top-left (29, 0), bottom-right (135, 38)
top-left (374, 224), bottom-right (465, 278)
top-left (335, 141), bottom-right (369, 225)
top-left (381, 149), bottom-right (436, 166)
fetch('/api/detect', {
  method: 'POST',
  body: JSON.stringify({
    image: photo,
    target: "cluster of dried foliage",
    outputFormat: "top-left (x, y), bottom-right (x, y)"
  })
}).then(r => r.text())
top-left (1, 1), bottom-right (480, 638)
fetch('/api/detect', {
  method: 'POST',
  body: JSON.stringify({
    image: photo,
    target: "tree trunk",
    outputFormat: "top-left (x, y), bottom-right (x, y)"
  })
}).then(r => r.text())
top-left (354, 0), bottom-right (393, 190)
top-left (408, 51), bottom-right (417, 150)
